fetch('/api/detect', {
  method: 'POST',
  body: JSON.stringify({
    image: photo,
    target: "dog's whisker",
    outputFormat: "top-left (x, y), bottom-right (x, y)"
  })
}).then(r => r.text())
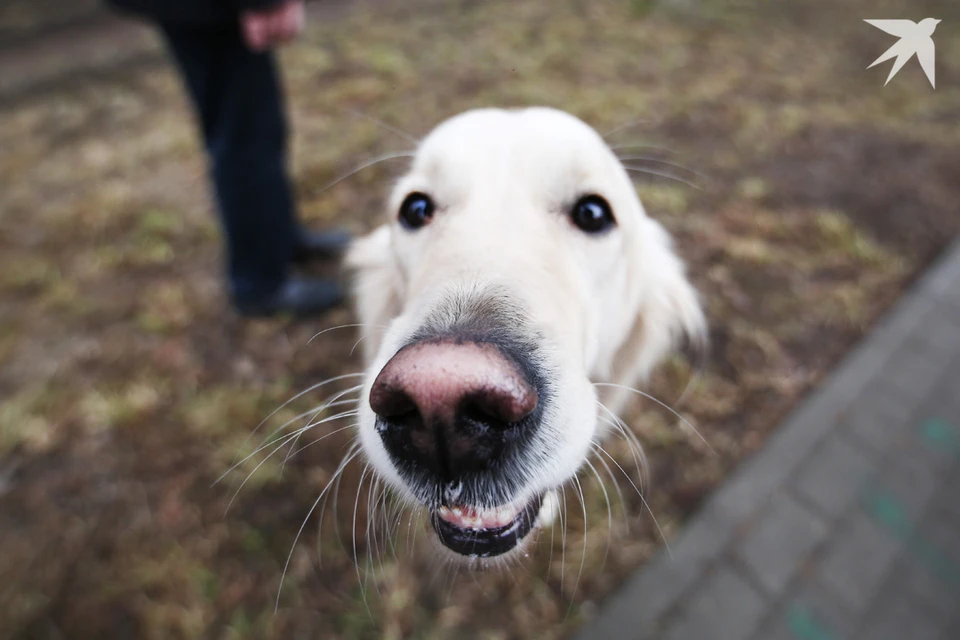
top-left (598, 412), bottom-right (646, 490)
top-left (404, 507), bottom-right (418, 558)
top-left (595, 382), bottom-right (714, 455)
top-left (284, 420), bottom-right (357, 461)
top-left (389, 496), bottom-right (406, 562)
top-left (224, 431), bottom-right (302, 514)
top-left (364, 476), bottom-right (385, 602)
top-left (409, 506), bottom-right (424, 557)
top-left (260, 383), bottom-right (361, 454)
top-left (227, 415), bottom-right (357, 515)
top-left (593, 445), bottom-right (673, 559)
top-left (385, 497), bottom-right (401, 563)
top-left (349, 335), bottom-right (369, 358)
top-left (281, 398), bottom-right (360, 470)
top-left (468, 564), bottom-right (495, 603)
top-left (373, 481), bottom-right (392, 586)
top-left (300, 407), bottom-right (360, 432)
top-left (674, 363), bottom-right (707, 411)
top-left (617, 155), bottom-right (712, 184)
top-left (547, 497), bottom-right (557, 579)
top-left (596, 401), bottom-right (649, 491)
top-left (584, 458), bottom-right (614, 572)
top-left (590, 442), bottom-right (629, 526)
top-left (601, 117), bottom-right (658, 139)
top-left (217, 408), bottom-right (326, 486)
top-left (222, 408), bottom-right (358, 512)
top-left (622, 164), bottom-right (703, 191)
top-left (312, 151), bottom-right (415, 197)
top-left (340, 106), bottom-right (422, 146)
top-left (230, 373), bottom-right (364, 472)
top-left (565, 474), bottom-right (589, 618)
top-left (276, 445), bottom-right (362, 612)
top-left (352, 463), bottom-right (375, 618)
top-left (449, 554), bottom-right (464, 596)
top-left (316, 438), bottom-right (360, 569)
top-left (307, 322), bottom-right (388, 345)
top-left (598, 411), bottom-right (648, 491)
top-left (610, 142), bottom-right (677, 155)
top-left (559, 483), bottom-right (568, 591)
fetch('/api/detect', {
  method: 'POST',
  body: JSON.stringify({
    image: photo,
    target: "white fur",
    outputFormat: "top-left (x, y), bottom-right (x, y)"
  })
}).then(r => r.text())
top-left (346, 107), bottom-right (705, 531)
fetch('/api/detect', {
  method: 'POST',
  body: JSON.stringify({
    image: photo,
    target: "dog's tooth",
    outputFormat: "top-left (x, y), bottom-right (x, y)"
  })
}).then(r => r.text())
top-left (538, 491), bottom-right (558, 527)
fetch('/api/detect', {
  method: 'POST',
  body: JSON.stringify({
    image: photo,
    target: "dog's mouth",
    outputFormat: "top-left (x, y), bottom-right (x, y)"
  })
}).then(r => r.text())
top-left (430, 491), bottom-right (556, 558)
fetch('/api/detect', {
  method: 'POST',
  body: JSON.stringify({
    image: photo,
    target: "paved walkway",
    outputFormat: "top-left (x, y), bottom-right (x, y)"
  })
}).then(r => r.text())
top-left (578, 239), bottom-right (960, 640)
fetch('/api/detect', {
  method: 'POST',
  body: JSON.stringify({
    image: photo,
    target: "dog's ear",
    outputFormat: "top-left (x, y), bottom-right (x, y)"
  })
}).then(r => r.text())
top-left (605, 217), bottom-right (706, 412)
top-left (345, 225), bottom-right (404, 363)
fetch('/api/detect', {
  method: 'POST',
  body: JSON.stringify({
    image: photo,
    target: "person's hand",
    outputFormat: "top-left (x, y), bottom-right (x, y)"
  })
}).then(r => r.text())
top-left (241, 0), bottom-right (305, 51)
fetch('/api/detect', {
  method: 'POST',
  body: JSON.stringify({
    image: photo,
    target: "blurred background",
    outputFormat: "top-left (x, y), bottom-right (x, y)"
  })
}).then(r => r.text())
top-left (1, 0), bottom-right (958, 638)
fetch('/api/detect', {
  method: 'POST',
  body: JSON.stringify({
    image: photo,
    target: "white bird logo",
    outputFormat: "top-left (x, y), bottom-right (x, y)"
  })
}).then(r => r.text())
top-left (865, 18), bottom-right (940, 88)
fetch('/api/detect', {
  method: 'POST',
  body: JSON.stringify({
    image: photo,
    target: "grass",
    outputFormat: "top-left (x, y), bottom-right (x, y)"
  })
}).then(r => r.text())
top-left (1, 0), bottom-right (959, 637)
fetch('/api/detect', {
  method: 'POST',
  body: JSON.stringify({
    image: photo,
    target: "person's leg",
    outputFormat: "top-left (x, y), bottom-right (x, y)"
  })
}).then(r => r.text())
top-left (161, 22), bottom-right (298, 302)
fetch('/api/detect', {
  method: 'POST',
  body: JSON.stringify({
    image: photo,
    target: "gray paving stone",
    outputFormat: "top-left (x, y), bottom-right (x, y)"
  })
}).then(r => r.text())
top-left (579, 558), bottom-right (702, 639)
top-left (935, 396), bottom-right (960, 427)
top-left (659, 565), bottom-right (767, 640)
top-left (920, 239), bottom-right (960, 303)
top-left (734, 495), bottom-right (829, 596)
top-left (707, 402), bottom-right (848, 526)
top-left (903, 416), bottom-right (960, 474)
top-left (913, 306), bottom-right (960, 356)
top-left (843, 388), bottom-right (917, 453)
top-left (872, 271), bottom-right (942, 330)
top-left (856, 591), bottom-right (946, 640)
top-left (869, 450), bottom-right (943, 524)
top-left (793, 434), bottom-right (876, 519)
top-left (857, 379), bottom-right (919, 421)
top-left (817, 514), bottom-right (902, 612)
top-left (879, 350), bottom-right (952, 402)
top-left (670, 505), bottom-right (740, 564)
top-left (888, 555), bottom-right (960, 619)
top-left (747, 614), bottom-right (797, 640)
top-left (928, 467), bottom-right (960, 523)
top-left (944, 612), bottom-right (960, 640)
top-left (922, 518), bottom-right (960, 565)
top-left (751, 580), bottom-right (860, 640)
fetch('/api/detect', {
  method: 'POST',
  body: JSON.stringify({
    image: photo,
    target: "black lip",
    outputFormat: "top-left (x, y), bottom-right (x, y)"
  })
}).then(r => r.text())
top-left (431, 495), bottom-right (543, 558)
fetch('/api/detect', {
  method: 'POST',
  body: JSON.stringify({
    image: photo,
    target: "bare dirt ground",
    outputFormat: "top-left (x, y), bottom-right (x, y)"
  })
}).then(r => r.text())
top-left (1, 0), bottom-right (959, 638)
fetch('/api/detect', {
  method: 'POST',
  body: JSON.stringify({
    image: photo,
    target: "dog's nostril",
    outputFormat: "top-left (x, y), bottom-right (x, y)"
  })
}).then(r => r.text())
top-left (369, 338), bottom-right (539, 475)
top-left (461, 388), bottom-right (536, 429)
top-left (369, 384), bottom-right (417, 419)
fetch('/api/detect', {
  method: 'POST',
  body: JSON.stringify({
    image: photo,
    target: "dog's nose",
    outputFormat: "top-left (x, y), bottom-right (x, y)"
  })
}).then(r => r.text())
top-left (369, 339), bottom-right (538, 480)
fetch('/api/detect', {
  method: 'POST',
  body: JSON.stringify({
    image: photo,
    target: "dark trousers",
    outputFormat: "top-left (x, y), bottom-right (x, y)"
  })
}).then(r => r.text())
top-left (161, 22), bottom-right (297, 301)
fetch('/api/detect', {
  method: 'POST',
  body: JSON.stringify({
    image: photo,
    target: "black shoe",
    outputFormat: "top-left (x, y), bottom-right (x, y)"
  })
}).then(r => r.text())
top-left (292, 228), bottom-right (352, 263)
top-left (234, 277), bottom-right (345, 318)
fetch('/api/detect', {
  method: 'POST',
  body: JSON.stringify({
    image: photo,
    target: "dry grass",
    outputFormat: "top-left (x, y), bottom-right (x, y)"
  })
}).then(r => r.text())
top-left (1, 0), bottom-right (959, 637)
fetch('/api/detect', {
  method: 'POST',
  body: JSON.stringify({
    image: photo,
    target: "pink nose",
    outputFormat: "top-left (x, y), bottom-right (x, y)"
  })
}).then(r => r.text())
top-left (369, 339), bottom-right (539, 479)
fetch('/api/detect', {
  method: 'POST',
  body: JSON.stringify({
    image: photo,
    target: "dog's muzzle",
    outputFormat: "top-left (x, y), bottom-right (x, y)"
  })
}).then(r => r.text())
top-left (369, 337), bottom-right (546, 557)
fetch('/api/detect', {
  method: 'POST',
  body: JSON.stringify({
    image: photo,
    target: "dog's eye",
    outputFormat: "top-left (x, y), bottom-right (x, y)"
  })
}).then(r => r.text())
top-left (570, 195), bottom-right (615, 233)
top-left (398, 192), bottom-right (435, 230)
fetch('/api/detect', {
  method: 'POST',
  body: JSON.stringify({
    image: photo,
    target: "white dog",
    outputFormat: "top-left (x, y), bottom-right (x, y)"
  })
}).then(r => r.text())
top-left (346, 107), bottom-right (705, 561)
